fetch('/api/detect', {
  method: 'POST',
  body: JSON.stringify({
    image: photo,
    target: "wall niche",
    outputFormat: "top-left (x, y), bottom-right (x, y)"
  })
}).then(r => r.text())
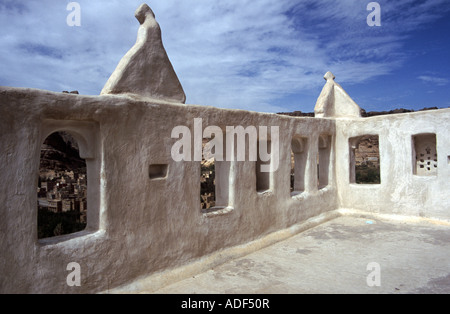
top-left (412, 133), bottom-right (437, 176)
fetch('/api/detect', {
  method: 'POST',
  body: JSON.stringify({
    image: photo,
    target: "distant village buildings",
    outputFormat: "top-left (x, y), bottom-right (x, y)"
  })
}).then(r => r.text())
top-left (37, 169), bottom-right (87, 223)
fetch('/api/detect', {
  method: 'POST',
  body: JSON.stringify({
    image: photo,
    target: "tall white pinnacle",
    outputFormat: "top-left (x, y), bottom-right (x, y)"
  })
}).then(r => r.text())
top-left (101, 3), bottom-right (186, 103)
top-left (314, 72), bottom-right (361, 118)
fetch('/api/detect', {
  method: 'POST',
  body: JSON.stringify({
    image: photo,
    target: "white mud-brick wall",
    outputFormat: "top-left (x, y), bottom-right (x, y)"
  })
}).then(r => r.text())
top-left (1, 3), bottom-right (449, 294)
top-left (0, 87), bottom-right (337, 293)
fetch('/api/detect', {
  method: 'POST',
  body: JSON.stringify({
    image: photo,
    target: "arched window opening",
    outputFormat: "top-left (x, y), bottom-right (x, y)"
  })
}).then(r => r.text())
top-left (317, 135), bottom-right (332, 189)
top-left (37, 131), bottom-right (87, 239)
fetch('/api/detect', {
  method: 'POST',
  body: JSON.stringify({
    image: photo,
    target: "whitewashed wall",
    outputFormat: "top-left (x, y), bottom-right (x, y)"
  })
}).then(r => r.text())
top-left (336, 109), bottom-right (450, 219)
top-left (0, 87), bottom-right (336, 293)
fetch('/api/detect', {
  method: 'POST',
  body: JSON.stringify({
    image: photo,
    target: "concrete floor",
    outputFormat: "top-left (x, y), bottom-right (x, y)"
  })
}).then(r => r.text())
top-left (152, 215), bottom-right (450, 294)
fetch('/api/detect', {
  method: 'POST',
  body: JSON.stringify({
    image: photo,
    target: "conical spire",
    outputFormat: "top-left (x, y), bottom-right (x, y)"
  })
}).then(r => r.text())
top-left (101, 3), bottom-right (186, 103)
top-left (314, 72), bottom-right (360, 118)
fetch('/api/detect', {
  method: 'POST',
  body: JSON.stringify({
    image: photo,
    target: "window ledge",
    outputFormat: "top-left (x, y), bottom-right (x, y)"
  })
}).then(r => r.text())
top-left (291, 191), bottom-right (306, 199)
top-left (257, 190), bottom-right (273, 196)
top-left (349, 183), bottom-right (381, 188)
top-left (318, 185), bottom-right (332, 192)
top-left (202, 206), bottom-right (234, 218)
top-left (38, 229), bottom-right (105, 247)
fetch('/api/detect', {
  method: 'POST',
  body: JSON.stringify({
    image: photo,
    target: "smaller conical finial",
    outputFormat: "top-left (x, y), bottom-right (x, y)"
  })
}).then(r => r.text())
top-left (324, 71), bottom-right (335, 81)
top-left (135, 3), bottom-right (155, 24)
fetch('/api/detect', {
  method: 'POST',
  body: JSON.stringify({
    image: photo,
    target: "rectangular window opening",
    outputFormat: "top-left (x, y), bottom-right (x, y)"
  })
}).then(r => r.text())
top-left (200, 155), bottom-right (216, 212)
top-left (200, 135), bottom-right (231, 214)
top-left (318, 135), bottom-right (332, 189)
top-left (291, 136), bottom-right (307, 196)
top-left (256, 140), bottom-right (271, 193)
top-left (349, 135), bottom-right (380, 184)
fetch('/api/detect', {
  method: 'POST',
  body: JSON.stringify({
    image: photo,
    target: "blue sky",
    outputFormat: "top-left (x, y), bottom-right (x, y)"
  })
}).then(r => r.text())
top-left (1, 0), bottom-right (449, 113)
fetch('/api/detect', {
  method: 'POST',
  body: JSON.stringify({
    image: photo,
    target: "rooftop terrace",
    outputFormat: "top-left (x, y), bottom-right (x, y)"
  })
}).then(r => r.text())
top-left (109, 209), bottom-right (450, 294)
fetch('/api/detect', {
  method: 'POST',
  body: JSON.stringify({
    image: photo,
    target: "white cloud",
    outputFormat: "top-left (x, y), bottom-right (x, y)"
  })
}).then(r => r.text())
top-left (417, 76), bottom-right (449, 86)
top-left (0, 0), bottom-right (449, 112)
